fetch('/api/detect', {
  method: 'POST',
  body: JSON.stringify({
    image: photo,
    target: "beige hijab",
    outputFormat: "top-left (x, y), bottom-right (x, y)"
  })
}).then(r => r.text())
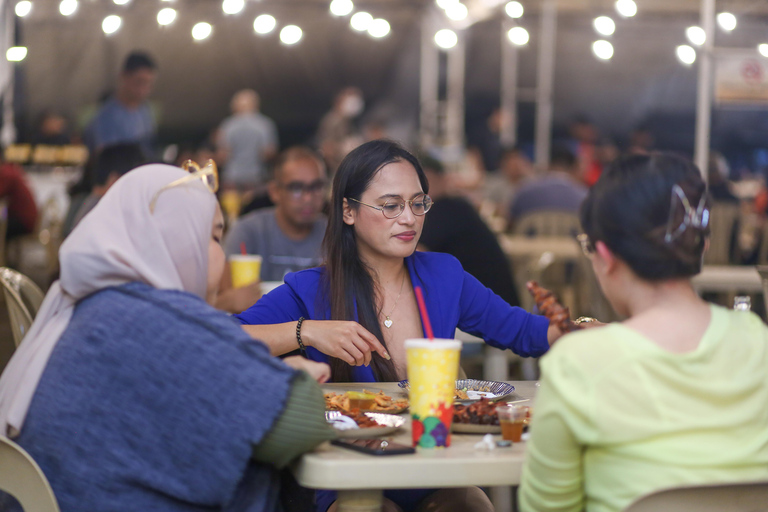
top-left (0, 164), bottom-right (217, 437)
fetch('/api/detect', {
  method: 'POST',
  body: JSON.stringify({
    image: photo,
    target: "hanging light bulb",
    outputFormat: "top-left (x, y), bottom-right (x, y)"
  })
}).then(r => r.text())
top-left (615, 0), bottom-right (637, 18)
top-left (6, 46), bottom-right (28, 62)
top-left (686, 26), bottom-right (706, 46)
top-left (59, 0), bottom-right (77, 16)
top-left (222, 0), bottom-right (245, 15)
top-left (329, 0), bottom-right (353, 17)
top-left (280, 25), bottom-right (303, 45)
top-left (592, 40), bottom-right (614, 60)
top-left (350, 11), bottom-right (372, 31)
top-left (102, 15), bottom-right (121, 34)
top-left (368, 18), bottom-right (390, 38)
top-left (113, 0), bottom-right (130, 5)
top-left (758, 44), bottom-right (768, 58)
top-left (192, 22), bottom-right (213, 41)
top-left (593, 16), bottom-right (615, 36)
top-left (676, 44), bottom-right (696, 65)
top-left (505, 1), bottom-right (523, 19)
top-left (716, 12), bottom-right (736, 32)
top-left (253, 14), bottom-right (276, 34)
top-left (157, 8), bottom-right (176, 26)
top-left (434, 29), bottom-right (458, 49)
top-left (436, 0), bottom-right (459, 9)
top-left (445, 2), bottom-right (468, 21)
top-left (507, 26), bottom-right (529, 45)
top-left (15, 1), bottom-right (32, 17)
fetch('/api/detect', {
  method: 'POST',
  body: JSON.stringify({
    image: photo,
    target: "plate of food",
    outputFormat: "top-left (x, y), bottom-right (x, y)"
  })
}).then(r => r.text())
top-left (324, 390), bottom-right (409, 414)
top-left (397, 379), bottom-right (515, 404)
top-left (326, 411), bottom-right (406, 439)
top-left (451, 398), bottom-right (501, 434)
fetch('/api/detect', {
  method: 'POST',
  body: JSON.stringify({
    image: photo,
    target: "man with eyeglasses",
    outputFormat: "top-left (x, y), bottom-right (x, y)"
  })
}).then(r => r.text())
top-left (216, 147), bottom-right (328, 313)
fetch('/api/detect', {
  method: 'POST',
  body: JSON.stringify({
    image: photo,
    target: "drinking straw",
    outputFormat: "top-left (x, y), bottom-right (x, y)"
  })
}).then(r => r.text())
top-left (240, 242), bottom-right (247, 255)
top-left (414, 286), bottom-right (434, 340)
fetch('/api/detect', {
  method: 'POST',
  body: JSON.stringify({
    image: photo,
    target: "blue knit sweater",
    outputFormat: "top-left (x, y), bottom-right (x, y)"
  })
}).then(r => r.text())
top-left (4, 282), bottom-right (298, 512)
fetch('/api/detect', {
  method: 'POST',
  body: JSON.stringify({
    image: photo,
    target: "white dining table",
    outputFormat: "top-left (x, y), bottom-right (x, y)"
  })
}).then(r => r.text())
top-left (691, 265), bottom-right (762, 294)
top-left (292, 381), bottom-right (538, 512)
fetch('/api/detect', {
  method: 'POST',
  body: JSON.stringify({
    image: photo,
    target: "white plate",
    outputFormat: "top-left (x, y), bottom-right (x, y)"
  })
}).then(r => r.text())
top-left (326, 411), bottom-right (406, 439)
top-left (398, 379), bottom-right (516, 404)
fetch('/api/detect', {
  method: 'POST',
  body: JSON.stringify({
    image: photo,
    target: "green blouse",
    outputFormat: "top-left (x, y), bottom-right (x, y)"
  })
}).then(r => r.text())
top-left (519, 304), bottom-right (768, 512)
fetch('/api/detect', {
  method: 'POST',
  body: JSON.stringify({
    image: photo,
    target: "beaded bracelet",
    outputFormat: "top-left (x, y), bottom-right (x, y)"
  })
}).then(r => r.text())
top-left (296, 317), bottom-right (307, 356)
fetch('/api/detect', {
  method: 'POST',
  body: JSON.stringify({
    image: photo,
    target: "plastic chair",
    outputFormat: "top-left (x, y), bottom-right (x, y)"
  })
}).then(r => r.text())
top-left (0, 199), bottom-right (7, 267)
top-left (0, 267), bottom-right (45, 347)
top-left (0, 436), bottom-right (60, 512)
top-left (623, 480), bottom-right (768, 512)
top-left (511, 211), bottom-right (582, 238)
top-left (704, 202), bottom-right (740, 265)
top-left (757, 265), bottom-right (768, 318)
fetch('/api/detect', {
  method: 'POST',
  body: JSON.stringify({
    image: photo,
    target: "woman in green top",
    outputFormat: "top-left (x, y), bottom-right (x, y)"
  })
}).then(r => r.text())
top-left (519, 154), bottom-right (768, 512)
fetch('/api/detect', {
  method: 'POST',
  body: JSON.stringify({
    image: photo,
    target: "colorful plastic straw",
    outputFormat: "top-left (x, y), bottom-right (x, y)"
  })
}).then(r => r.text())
top-left (414, 286), bottom-right (434, 340)
top-left (240, 242), bottom-right (247, 255)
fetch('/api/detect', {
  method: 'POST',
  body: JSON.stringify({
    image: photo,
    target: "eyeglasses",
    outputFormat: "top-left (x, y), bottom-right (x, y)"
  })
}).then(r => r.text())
top-left (149, 159), bottom-right (219, 213)
top-left (278, 179), bottom-right (328, 199)
top-left (577, 233), bottom-right (595, 257)
top-left (348, 194), bottom-right (433, 219)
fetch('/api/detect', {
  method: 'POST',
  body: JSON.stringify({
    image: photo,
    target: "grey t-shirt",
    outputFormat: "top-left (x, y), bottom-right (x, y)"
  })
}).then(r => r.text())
top-left (220, 112), bottom-right (278, 187)
top-left (224, 208), bottom-right (327, 282)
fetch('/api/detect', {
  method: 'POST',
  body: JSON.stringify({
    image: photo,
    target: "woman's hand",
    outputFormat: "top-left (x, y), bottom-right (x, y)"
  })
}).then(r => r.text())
top-left (284, 356), bottom-right (331, 383)
top-left (301, 320), bottom-right (390, 366)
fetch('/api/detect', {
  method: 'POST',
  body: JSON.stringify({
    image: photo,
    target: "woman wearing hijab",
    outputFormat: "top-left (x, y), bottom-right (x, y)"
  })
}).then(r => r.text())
top-left (0, 163), bottom-right (333, 512)
top-left (519, 154), bottom-right (768, 512)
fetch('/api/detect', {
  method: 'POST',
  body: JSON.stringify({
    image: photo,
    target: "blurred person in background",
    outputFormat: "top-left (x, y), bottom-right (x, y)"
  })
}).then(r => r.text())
top-left (216, 89), bottom-right (278, 198)
top-left (0, 161), bottom-right (38, 243)
top-left (216, 147), bottom-right (328, 314)
top-left (508, 146), bottom-right (587, 227)
top-left (0, 163), bottom-right (333, 512)
top-left (483, 146), bottom-right (534, 223)
top-left (317, 87), bottom-right (365, 174)
top-left (626, 125), bottom-right (655, 156)
top-left (62, 142), bottom-right (147, 237)
top-left (32, 110), bottom-right (72, 146)
top-left (419, 155), bottom-right (520, 307)
top-left (467, 106), bottom-right (508, 173)
top-left (519, 153), bottom-right (768, 512)
top-left (84, 51), bottom-right (157, 159)
top-left (567, 116), bottom-right (603, 187)
top-left (707, 151), bottom-right (739, 203)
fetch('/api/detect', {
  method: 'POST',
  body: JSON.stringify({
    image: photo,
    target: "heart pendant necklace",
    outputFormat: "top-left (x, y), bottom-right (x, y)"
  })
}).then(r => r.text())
top-left (382, 271), bottom-right (406, 329)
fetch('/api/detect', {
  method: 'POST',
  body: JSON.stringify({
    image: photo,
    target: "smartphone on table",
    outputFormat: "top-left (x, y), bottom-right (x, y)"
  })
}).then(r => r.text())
top-left (331, 438), bottom-right (415, 456)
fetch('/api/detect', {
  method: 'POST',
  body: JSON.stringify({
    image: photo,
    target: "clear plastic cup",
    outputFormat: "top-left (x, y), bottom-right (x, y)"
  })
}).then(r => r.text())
top-left (497, 404), bottom-right (529, 442)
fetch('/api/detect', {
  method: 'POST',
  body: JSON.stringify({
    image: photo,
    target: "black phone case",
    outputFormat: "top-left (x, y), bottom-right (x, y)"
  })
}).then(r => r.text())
top-left (331, 438), bottom-right (415, 456)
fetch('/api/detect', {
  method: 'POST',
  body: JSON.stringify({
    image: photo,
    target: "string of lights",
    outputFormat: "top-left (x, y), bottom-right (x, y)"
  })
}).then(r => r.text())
top-left (5, 1), bottom-right (768, 63)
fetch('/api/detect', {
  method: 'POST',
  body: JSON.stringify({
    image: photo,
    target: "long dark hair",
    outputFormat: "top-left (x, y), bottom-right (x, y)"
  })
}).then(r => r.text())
top-left (322, 140), bottom-right (429, 382)
top-left (580, 153), bottom-right (709, 281)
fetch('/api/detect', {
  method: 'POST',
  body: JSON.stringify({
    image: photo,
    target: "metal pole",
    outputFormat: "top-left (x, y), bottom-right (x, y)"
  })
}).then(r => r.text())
top-left (500, 19), bottom-right (518, 147)
top-left (534, 0), bottom-right (557, 170)
top-left (445, 32), bottom-right (466, 149)
top-left (0, 0), bottom-right (17, 147)
top-left (420, 10), bottom-right (439, 149)
top-left (694, 0), bottom-right (715, 179)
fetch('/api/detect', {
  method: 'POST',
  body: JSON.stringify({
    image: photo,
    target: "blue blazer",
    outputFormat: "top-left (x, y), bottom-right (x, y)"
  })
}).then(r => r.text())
top-left (235, 251), bottom-right (549, 382)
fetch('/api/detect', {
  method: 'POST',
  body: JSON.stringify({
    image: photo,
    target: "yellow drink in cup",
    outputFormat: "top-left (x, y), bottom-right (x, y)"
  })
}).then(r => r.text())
top-left (229, 254), bottom-right (262, 288)
top-left (405, 338), bottom-right (462, 448)
top-left (220, 190), bottom-right (242, 221)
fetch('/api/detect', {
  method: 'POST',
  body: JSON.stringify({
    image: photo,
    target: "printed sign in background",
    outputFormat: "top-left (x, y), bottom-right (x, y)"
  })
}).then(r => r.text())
top-left (716, 51), bottom-right (768, 105)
